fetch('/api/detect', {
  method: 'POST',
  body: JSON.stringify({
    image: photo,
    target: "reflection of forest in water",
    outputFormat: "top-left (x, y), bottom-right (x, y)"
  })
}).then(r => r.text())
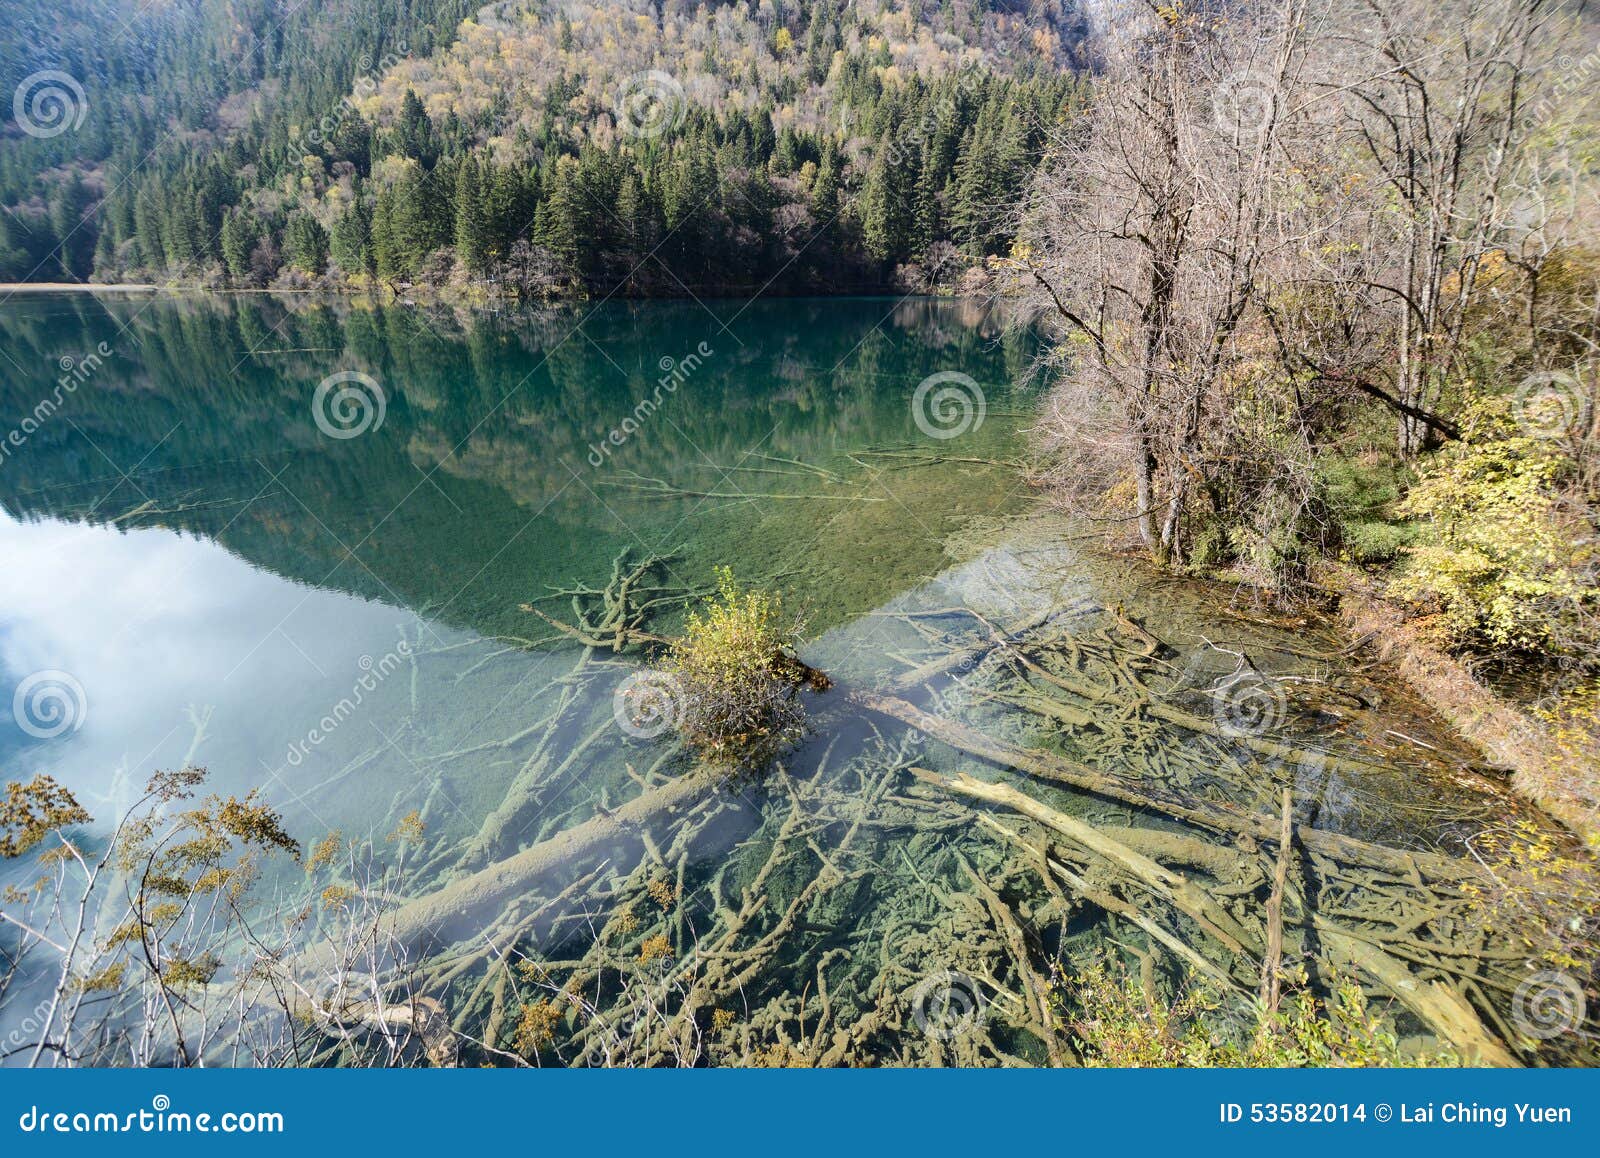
top-left (0, 294), bottom-right (1037, 638)
top-left (2, 295), bottom-right (1592, 1069)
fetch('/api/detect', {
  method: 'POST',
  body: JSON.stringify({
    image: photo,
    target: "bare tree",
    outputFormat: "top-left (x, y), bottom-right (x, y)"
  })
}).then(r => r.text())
top-left (1014, 0), bottom-right (1574, 573)
top-left (1325, 0), bottom-right (1559, 454)
top-left (1012, 0), bottom-right (1316, 567)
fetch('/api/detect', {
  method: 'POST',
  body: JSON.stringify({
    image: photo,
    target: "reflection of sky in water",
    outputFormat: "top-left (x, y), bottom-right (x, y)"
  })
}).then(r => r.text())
top-left (0, 510), bottom-right (427, 846)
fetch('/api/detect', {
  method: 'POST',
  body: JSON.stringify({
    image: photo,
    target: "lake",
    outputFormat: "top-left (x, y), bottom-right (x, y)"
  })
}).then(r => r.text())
top-left (0, 293), bottom-right (1581, 1066)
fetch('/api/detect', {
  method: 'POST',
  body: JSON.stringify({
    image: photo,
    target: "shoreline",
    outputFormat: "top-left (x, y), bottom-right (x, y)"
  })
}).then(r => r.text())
top-left (0, 282), bottom-right (167, 293)
top-left (1329, 568), bottom-right (1596, 845)
top-left (0, 282), bottom-right (965, 303)
top-left (1055, 527), bottom-right (1594, 846)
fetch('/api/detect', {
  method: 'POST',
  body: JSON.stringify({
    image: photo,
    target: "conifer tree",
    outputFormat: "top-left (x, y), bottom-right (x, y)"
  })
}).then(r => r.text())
top-left (220, 208), bottom-right (259, 284)
top-left (454, 158), bottom-right (490, 276)
top-left (285, 213), bottom-right (329, 274)
top-left (330, 198), bottom-right (372, 277)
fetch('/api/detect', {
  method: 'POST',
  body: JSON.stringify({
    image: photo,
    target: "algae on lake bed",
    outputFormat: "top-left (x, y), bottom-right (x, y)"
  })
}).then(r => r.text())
top-left (1, 296), bottom-right (1593, 1068)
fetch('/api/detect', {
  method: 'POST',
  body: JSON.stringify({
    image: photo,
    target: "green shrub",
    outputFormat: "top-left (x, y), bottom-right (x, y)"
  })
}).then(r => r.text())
top-left (1065, 960), bottom-right (1459, 1068)
top-left (1392, 405), bottom-right (1599, 658)
top-left (666, 568), bottom-right (811, 769)
top-left (1317, 448), bottom-right (1418, 565)
top-left (1340, 520), bottom-right (1418, 566)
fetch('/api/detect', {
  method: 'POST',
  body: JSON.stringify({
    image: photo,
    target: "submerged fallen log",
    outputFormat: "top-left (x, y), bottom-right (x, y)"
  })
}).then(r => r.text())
top-left (929, 771), bottom-right (1252, 954)
top-left (1007, 642), bottom-right (1392, 778)
top-left (274, 978), bottom-right (459, 1068)
top-left (881, 607), bottom-right (1064, 692)
top-left (977, 814), bottom-right (1245, 992)
top-left (1319, 931), bottom-right (1517, 1067)
top-left (462, 714), bottom-right (614, 867)
top-left (372, 765), bottom-right (724, 950)
top-left (954, 848), bottom-right (1077, 1066)
top-left (924, 768), bottom-right (1519, 1065)
top-left (855, 689), bottom-right (1470, 882)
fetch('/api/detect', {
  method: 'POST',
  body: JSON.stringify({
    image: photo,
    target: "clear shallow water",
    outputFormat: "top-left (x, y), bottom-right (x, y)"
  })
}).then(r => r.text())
top-left (0, 294), bottom-right (1032, 836)
top-left (0, 294), bottom-right (1573, 1066)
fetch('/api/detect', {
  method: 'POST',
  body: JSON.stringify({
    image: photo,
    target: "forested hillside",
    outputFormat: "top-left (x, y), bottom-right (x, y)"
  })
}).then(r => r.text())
top-left (0, 0), bottom-right (475, 279)
top-left (0, 0), bottom-right (1089, 294)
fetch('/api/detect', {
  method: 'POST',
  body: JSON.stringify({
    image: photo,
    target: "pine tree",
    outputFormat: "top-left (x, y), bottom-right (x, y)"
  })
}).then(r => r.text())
top-left (396, 89), bottom-right (435, 164)
top-left (950, 121), bottom-right (994, 255)
top-left (533, 158), bottom-right (583, 278)
top-left (380, 161), bottom-right (450, 276)
top-left (612, 168), bottom-right (657, 284)
top-left (133, 186), bottom-right (167, 272)
top-left (371, 185), bottom-right (400, 279)
top-left (47, 174), bottom-right (94, 280)
top-left (810, 144), bottom-right (841, 224)
top-left (860, 133), bottom-right (915, 265)
top-left (0, 213), bottom-right (31, 280)
top-left (220, 208), bottom-right (259, 284)
top-left (913, 143), bottom-right (941, 252)
top-left (330, 198), bottom-right (373, 278)
top-left (486, 165), bottom-right (530, 267)
top-left (285, 213), bottom-right (329, 274)
top-left (161, 195), bottom-right (198, 270)
top-left (454, 158), bottom-right (489, 276)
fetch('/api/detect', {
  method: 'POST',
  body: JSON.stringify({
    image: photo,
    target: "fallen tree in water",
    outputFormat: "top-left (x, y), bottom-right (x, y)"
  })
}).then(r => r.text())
top-left (350, 763), bottom-right (724, 951)
top-left (286, 556), bottom-right (1592, 1067)
top-left (854, 688), bottom-right (1472, 882)
top-left (922, 769), bottom-right (1517, 1065)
